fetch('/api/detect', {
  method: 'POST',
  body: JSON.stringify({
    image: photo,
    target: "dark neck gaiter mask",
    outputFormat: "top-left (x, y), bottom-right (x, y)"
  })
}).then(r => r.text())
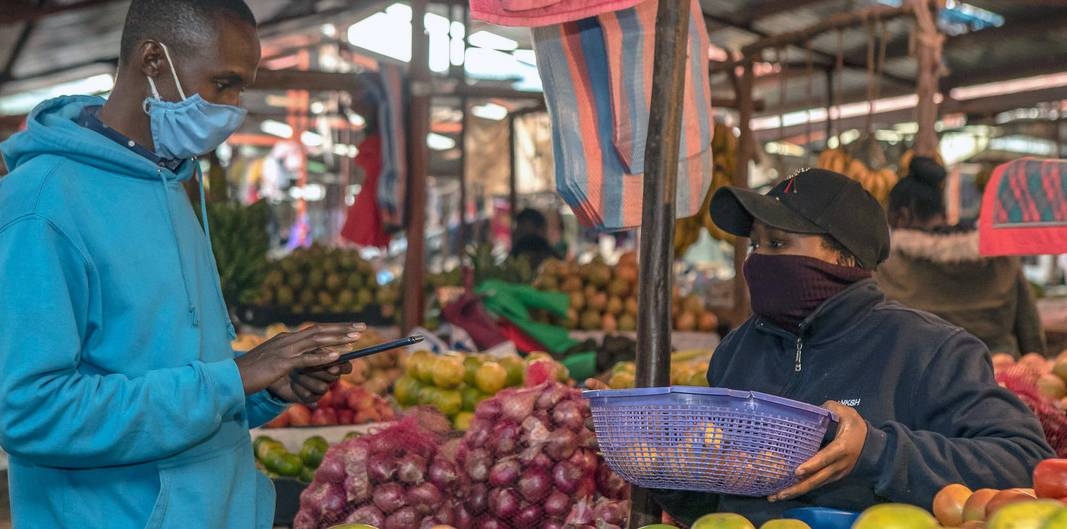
top-left (743, 253), bottom-right (871, 335)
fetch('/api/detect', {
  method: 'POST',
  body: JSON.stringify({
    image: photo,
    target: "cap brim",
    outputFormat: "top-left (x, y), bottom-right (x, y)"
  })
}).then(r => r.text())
top-left (710, 187), bottom-right (826, 237)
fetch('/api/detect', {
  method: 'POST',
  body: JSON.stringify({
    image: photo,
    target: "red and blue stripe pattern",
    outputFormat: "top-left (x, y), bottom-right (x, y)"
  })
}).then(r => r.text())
top-left (532, 0), bottom-right (713, 231)
top-left (979, 157), bottom-right (1067, 256)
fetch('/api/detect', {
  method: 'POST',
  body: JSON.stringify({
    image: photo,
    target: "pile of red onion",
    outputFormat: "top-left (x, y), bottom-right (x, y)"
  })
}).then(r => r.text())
top-left (455, 382), bottom-right (629, 529)
top-left (293, 414), bottom-right (459, 529)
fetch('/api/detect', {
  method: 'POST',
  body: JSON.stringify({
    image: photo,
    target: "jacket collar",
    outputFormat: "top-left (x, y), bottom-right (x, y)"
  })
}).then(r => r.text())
top-left (754, 279), bottom-right (885, 343)
top-left (890, 228), bottom-right (981, 263)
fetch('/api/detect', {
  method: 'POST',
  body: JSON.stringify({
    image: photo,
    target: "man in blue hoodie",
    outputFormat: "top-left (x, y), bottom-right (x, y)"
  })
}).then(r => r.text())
top-left (650, 169), bottom-right (1054, 525)
top-left (0, 1), bottom-right (363, 527)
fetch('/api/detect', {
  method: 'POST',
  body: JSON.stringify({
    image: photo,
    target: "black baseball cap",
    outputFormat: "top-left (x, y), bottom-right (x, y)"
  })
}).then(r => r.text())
top-left (710, 168), bottom-right (890, 270)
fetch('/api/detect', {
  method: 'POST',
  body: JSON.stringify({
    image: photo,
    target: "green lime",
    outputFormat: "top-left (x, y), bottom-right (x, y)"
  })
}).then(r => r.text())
top-left (461, 386), bottom-right (483, 412)
top-left (463, 355), bottom-right (483, 386)
top-left (393, 375), bottom-right (423, 407)
top-left (299, 436), bottom-right (329, 468)
top-left (299, 465), bottom-right (316, 484)
top-left (254, 438), bottom-right (285, 461)
top-left (436, 389), bottom-right (463, 417)
top-left (453, 411), bottom-right (475, 431)
top-left (266, 452), bottom-right (303, 477)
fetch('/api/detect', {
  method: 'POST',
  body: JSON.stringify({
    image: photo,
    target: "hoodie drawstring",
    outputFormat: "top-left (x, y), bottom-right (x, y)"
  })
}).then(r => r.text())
top-left (158, 167), bottom-right (200, 326)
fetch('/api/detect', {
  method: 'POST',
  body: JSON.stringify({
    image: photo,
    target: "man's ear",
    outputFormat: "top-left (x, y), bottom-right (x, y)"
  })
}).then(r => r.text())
top-left (138, 40), bottom-right (166, 79)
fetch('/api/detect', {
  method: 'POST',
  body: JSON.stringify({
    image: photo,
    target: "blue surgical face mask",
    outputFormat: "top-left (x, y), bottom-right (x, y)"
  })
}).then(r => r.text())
top-left (142, 42), bottom-right (247, 160)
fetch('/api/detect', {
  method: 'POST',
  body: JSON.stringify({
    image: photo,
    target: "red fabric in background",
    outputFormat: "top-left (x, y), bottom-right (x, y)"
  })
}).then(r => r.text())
top-left (341, 134), bottom-right (391, 248)
top-left (496, 320), bottom-right (548, 353)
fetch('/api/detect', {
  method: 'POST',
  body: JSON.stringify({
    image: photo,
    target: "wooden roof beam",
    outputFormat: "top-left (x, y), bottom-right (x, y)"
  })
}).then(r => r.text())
top-left (0, 0), bottom-right (122, 25)
top-left (704, 12), bottom-right (917, 87)
top-left (746, 0), bottom-right (832, 22)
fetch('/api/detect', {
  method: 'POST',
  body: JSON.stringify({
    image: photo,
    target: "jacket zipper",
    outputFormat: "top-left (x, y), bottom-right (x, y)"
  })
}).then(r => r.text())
top-left (794, 336), bottom-right (803, 373)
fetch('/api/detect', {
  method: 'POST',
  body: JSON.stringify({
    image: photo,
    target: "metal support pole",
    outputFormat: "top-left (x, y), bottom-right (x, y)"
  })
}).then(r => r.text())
top-left (401, 0), bottom-right (431, 332)
top-left (630, 0), bottom-right (691, 526)
top-left (508, 114), bottom-right (519, 243)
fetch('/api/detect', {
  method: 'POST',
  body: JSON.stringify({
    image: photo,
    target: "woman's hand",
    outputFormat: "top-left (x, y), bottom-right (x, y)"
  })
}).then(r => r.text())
top-left (769, 401), bottom-right (868, 502)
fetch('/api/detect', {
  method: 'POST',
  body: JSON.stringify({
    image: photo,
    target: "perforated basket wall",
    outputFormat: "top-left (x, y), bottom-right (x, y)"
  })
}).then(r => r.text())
top-left (584, 386), bottom-right (836, 497)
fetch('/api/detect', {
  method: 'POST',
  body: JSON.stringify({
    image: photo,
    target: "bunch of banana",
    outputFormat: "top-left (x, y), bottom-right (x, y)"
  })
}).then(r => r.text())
top-left (817, 148), bottom-right (899, 206)
top-left (676, 123), bottom-right (741, 255)
top-left (674, 214), bottom-right (703, 256)
top-left (207, 200), bottom-right (271, 307)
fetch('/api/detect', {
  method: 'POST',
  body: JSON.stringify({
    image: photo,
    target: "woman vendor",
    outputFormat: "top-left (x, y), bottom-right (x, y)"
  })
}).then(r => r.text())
top-left (876, 156), bottom-right (1045, 357)
top-left (651, 168), bottom-right (1053, 525)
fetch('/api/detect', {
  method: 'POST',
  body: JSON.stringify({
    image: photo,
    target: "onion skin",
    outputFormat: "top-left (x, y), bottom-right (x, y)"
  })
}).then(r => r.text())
top-left (544, 490), bottom-right (572, 518)
top-left (518, 467), bottom-right (552, 503)
top-left (373, 482), bottom-right (407, 514)
top-left (552, 399), bottom-right (586, 431)
top-left (464, 448), bottom-right (491, 482)
top-left (553, 460), bottom-right (583, 494)
top-left (397, 453), bottom-right (428, 484)
top-left (345, 504), bottom-right (386, 526)
top-left (383, 506), bottom-right (419, 529)
top-left (489, 458), bottom-right (521, 487)
top-left (429, 456), bottom-right (460, 490)
top-left (488, 487), bottom-right (522, 519)
top-left (513, 504), bottom-right (545, 527)
top-left (406, 482), bottom-right (444, 515)
top-left (466, 482), bottom-right (489, 515)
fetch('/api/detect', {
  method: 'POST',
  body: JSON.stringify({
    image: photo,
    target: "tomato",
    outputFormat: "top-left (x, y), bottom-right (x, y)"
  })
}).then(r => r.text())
top-left (1034, 459), bottom-right (1067, 499)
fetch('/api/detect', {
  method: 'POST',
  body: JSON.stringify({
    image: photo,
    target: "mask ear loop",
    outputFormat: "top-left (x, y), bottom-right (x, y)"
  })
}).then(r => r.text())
top-left (143, 76), bottom-right (161, 114)
top-left (156, 42), bottom-right (187, 100)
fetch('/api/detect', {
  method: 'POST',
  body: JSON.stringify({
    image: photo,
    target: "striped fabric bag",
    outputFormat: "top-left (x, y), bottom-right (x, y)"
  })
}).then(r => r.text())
top-left (532, 0), bottom-right (713, 231)
top-left (979, 157), bottom-right (1067, 256)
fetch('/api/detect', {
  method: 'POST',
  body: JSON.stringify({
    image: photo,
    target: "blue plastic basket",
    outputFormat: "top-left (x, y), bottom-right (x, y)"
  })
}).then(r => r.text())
top-left (584, 386), bottom-right (837, 497)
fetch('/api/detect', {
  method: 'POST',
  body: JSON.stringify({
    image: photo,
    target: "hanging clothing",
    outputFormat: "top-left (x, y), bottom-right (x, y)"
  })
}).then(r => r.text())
top-left (979, 157), bottom-right (1067, 256)
top-left (341, 133), bottom-right (391, 248)
top-left (373, 66), bottom-right (408, 231)
top-left (470, 0), bottom-right (643, 27)
top-left (532, 0), bottom-right (714, 231)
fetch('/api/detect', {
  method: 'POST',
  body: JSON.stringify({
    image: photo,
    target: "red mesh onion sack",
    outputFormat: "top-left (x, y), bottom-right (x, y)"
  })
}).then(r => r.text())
top-left (293, 412), bottom-right (460, 529)
top-left (454, 382), bottom-right (629, 529)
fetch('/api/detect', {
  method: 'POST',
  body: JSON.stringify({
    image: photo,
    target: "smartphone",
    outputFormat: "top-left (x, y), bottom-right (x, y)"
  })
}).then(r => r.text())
top-left (303, 335), bottom-right (425, 372)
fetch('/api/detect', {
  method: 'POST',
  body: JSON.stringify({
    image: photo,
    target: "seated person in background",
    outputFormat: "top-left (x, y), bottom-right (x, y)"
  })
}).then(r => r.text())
top-left (876, 156), bottom-right (1045, 357)
top-left (510, 208), bottom-right (562, 270)
top-left (650, 168), bottom-right (1052, 525)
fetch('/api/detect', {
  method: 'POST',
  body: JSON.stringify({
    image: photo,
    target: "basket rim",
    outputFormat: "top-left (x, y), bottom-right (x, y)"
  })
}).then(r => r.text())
top-left (582, 385), bottom-right (838, 421)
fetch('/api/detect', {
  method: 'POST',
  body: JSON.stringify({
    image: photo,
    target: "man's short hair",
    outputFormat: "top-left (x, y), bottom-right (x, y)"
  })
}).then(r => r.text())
top-left (119, 0), bottom-right (257, 64)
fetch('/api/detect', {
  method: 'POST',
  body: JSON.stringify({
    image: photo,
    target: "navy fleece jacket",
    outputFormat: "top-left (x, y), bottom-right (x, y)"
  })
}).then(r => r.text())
top-left (653, 279), bottom-right (1053, 525)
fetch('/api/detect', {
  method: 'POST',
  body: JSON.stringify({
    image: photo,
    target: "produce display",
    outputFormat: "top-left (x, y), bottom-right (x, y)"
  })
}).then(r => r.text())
top-left (533, 253), bottom-right (719, 333)
top-left (393, 350), bottom-right (569, 430)
top-left (992, 351), bottom-right (1067, 457)
top-left (264, 380), bottom-right (396, 428)
top-left (295, 383), bottom-right (628, 529)
top-left (455, 382), bottom-right (629, 529)
top-left (928, 459), bottom-right (1067, 529)
top-left (250, 244), bottom-right (400, 321)
top-left (254, 435), bottom-right (330, 484)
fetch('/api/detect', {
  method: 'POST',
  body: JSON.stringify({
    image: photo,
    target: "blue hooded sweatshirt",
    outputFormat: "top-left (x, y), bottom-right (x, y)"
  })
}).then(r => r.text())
top-left (0, 95), bottom-right (288, 529)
